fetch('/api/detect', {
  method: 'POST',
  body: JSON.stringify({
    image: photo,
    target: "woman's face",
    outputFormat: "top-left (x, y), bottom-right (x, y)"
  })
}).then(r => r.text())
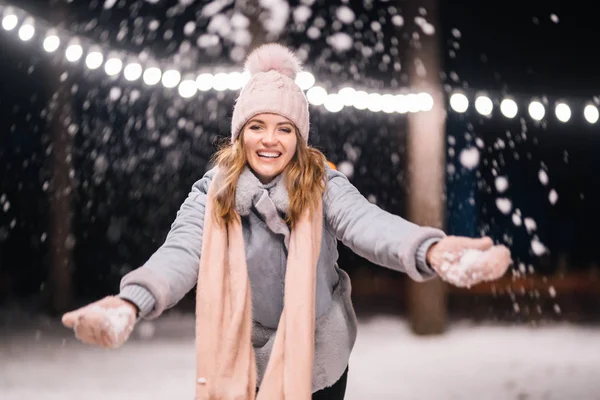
top-left (242, 113), bottom-right (298, 184)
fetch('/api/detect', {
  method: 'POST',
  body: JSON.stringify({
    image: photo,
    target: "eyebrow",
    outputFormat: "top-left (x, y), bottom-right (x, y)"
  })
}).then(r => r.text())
top-left (248, 119), bottom-right (293, 126)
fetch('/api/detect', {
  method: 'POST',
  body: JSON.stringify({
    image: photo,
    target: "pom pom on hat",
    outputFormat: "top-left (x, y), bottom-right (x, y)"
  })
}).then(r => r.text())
top-left (244, 43), bottom-right (302, 80)
top-left (231, 43), bottom-right (309, 143)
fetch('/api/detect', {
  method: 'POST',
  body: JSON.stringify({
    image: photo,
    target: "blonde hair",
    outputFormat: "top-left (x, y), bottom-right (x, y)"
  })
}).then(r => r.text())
top-left (212, 127), bottom-right (327, 228)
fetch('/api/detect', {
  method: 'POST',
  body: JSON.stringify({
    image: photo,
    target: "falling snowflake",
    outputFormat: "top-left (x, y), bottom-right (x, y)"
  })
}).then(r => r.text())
top-left (495, 176), bottom-right (509, 193)
top-left (538, 169), bottom-right (549, 185)
top-left (495, 198), bottom-right (512, 215)
top-left (459, 147), bottom-right (480, 170)
top-left (548, 189), bottom-right (558, 204)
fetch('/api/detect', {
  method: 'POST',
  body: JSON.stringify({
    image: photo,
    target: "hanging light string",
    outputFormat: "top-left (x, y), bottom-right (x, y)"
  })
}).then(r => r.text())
top-left (2, 3), bottom-right (598, 122)
top-left (0, 3), bottom-right (434, 114)
top-left (447, 89), bottom-right (599, 124)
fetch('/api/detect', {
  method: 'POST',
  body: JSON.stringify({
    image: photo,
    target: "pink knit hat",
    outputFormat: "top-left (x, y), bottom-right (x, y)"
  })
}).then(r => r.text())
top-left (231, 43), bottom-right (310, 143)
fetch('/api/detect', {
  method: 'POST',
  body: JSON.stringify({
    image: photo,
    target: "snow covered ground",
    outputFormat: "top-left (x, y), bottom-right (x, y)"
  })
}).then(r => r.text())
top-left (1, 312), bottom-right (599, 399)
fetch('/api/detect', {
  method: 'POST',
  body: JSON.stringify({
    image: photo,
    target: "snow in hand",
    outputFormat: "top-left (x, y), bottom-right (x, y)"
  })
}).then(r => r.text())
top-left (83, 305), bottom-right (135, 348)
top-left (439, 247), bottom-right (507, 288)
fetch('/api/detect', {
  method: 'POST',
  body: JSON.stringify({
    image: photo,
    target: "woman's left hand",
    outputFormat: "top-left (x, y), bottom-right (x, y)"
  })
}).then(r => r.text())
top-left (426, 236), bottom-right (512, 288)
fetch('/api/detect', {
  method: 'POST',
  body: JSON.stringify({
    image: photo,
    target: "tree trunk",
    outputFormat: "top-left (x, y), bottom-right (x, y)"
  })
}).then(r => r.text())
top-left (404, 0), bottom-right (448, 335)
top-left (44, 6), bottom-right (75, 314)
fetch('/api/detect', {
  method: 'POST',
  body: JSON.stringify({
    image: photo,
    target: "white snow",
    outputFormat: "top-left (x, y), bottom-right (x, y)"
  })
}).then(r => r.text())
top-left (549, 189), bottom-right (558, 205)
top-left (183, 21), bottom-right (196, 36)
top-left (94, 155), bottom-right (109, 175)
top-left (328, 32), bottom-right (353, 52)
top-left (495, 176), bottom-right (509, 193)
top-left (201, 0), bottom-right (233, 17)
top-left (259, 0), bottom-right (290, 35)
top-left (391, 15), bottom-right (404, 27)
top-left (538, 169), bottom-right (549, 185)
top-left (337, 161), bottom-right (354, 178)
top-left (307, 26), bottom-right (321, 39)
top-left (293, 5), bottom-right (312, 24)
top-left (1, 313), bottom-right (599, 399)
top-left (108, 87), bottom-right (122, 102)
top-left (103, 0), bottom-right (117, 9)
top-left (83, 305), bottom-right (135, 346)
top-left (524, 217), bottom-right (537, 233)
top-left (512, 213), bottom-right (522, 226)
top-left (495, 198), bottom-right (512, 215)
top-left (459, 147), bottom-right (480, 170)
top-left (336, 6), bottom-right (355, 24)
top-left (531, 238), bottom-right (547, 256)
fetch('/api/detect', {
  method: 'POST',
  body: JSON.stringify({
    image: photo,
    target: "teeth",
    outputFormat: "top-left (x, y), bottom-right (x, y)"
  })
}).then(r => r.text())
top-left (258, 152), bottom-right (281, 158)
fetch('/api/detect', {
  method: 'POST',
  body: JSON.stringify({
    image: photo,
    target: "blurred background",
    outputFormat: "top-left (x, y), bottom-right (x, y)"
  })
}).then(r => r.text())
top-left (1, 0), bottom-right (599, 399)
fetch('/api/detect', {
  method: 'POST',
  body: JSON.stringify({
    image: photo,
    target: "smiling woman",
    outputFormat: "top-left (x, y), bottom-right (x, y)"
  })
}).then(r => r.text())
top-left (61, 43), bottom-right (511, 400)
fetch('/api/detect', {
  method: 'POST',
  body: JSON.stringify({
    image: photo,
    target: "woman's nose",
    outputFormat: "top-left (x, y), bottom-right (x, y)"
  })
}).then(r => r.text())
top-left (261, 129), bottom-right (277, 145)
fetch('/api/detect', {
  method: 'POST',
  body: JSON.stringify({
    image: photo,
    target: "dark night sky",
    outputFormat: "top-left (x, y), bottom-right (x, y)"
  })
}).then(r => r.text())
top-left (442, 0), bottom-right (600, 96)
top-left (1, 0), bottom-right (599, 302)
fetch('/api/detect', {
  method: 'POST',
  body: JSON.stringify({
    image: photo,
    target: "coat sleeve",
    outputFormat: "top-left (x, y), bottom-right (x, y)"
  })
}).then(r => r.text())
top-left (117, 167), bottom-right (217, 319)
top-left (323, 166), bottom-right (446, 282)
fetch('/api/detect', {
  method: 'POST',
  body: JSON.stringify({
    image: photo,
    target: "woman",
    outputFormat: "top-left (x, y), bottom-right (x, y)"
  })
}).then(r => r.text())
top-left (62, 43), bottom-right (511, 400)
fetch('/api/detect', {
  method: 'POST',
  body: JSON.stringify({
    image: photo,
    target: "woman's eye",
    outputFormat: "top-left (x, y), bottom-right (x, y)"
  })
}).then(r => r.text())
top-left (280, 128), bottom-right (292, 133)
top-left (250, 125), bottom-right (261, 130)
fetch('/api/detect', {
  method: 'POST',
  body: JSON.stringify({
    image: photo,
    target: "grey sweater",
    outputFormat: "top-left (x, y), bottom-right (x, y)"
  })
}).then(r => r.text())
top-left (118, 165), bottom-right (445, 392)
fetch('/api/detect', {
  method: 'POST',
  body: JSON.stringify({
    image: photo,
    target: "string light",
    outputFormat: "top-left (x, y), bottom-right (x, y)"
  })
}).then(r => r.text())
top-left (528, 101), bottom-right (545, 121)
top-left (85, 50), bottom-right (104, 70)
top-left (65, 43), bottom-right (83, 62)
top-left (123, 62), bottom-right (142, 81)
top-left (161, 69), bottom-right (181, 89)
top-left (196, 73), bottom-right (213, 91)
top-left (584, 104), bottom-right (599, 124)
top-left (474, 95), bottom-right (493, 116)
top-left (178, 79), bottom-right (198, 98)
top-left (212, 72), bottom-right (229, 91)
top-left (142, 67), bottom-right (162, 86)
top-left (104, 57), bottom-right (123, 76)
top-left (18, 21), bottom-right (34, 41)
top-left (555, 102), bottom-right (571, 123)
top-left (2, 14), bottom-right (18, 31)
top-left (307, 86), bottom-right (327, 106)
top-left (43, 34), bottom-right (60, 52)
top-left (450, 92), bottom-right (469, 113)
top-left (500, 98), bottom-right (518, 118)
top-left (1, 2), bottom-right (597, 119)
top-left (353, 91), bottom-right (369, 110)
top-left (295, 71), bottom-right (316, 90)
top-left (324, 94), bottom-right (344, 112)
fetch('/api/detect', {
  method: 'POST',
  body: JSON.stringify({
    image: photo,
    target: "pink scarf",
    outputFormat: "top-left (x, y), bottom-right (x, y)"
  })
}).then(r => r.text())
top-left (195, 174), bottom-right (323, 399)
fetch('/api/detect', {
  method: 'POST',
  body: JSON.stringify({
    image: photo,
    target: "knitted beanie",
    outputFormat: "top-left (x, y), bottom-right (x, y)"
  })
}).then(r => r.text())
top-left (231, 43), bottom-right (310, 143)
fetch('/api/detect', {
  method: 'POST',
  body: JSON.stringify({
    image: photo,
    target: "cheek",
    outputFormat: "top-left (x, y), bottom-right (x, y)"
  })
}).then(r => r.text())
top-left (243, 134), bottom-right (257, 153)
top-left (284, 138), bottom-right (298, 157)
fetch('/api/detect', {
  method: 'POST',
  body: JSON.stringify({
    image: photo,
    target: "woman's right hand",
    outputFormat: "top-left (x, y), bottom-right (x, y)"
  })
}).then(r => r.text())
top-left (62, 296), bottom-right (138, 348)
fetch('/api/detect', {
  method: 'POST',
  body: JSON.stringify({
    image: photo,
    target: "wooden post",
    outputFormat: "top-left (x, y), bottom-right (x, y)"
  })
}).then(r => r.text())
top-left (43, 6), bottom-right (75, 314)
top-left (45, 83), bottom-right (75, 314)
top-left (404, 0), bottom-right (448, 334)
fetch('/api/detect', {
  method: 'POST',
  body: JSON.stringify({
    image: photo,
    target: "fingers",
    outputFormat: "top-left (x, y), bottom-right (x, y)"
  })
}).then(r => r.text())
top-left (468, 236), bottom-right (494, 251)
top-left (473, 245), bottom-right (512, 280)
top-left (61, 311), bottom-right (79, 328)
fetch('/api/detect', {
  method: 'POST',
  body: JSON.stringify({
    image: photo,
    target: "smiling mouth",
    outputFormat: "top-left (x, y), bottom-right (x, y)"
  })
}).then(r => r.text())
top-left (257, 151), bottom-right (282, 159)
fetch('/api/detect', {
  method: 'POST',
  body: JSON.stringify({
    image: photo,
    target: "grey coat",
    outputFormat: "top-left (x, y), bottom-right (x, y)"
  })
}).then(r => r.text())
top-left (118, 165), bottom-right (445, 392)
